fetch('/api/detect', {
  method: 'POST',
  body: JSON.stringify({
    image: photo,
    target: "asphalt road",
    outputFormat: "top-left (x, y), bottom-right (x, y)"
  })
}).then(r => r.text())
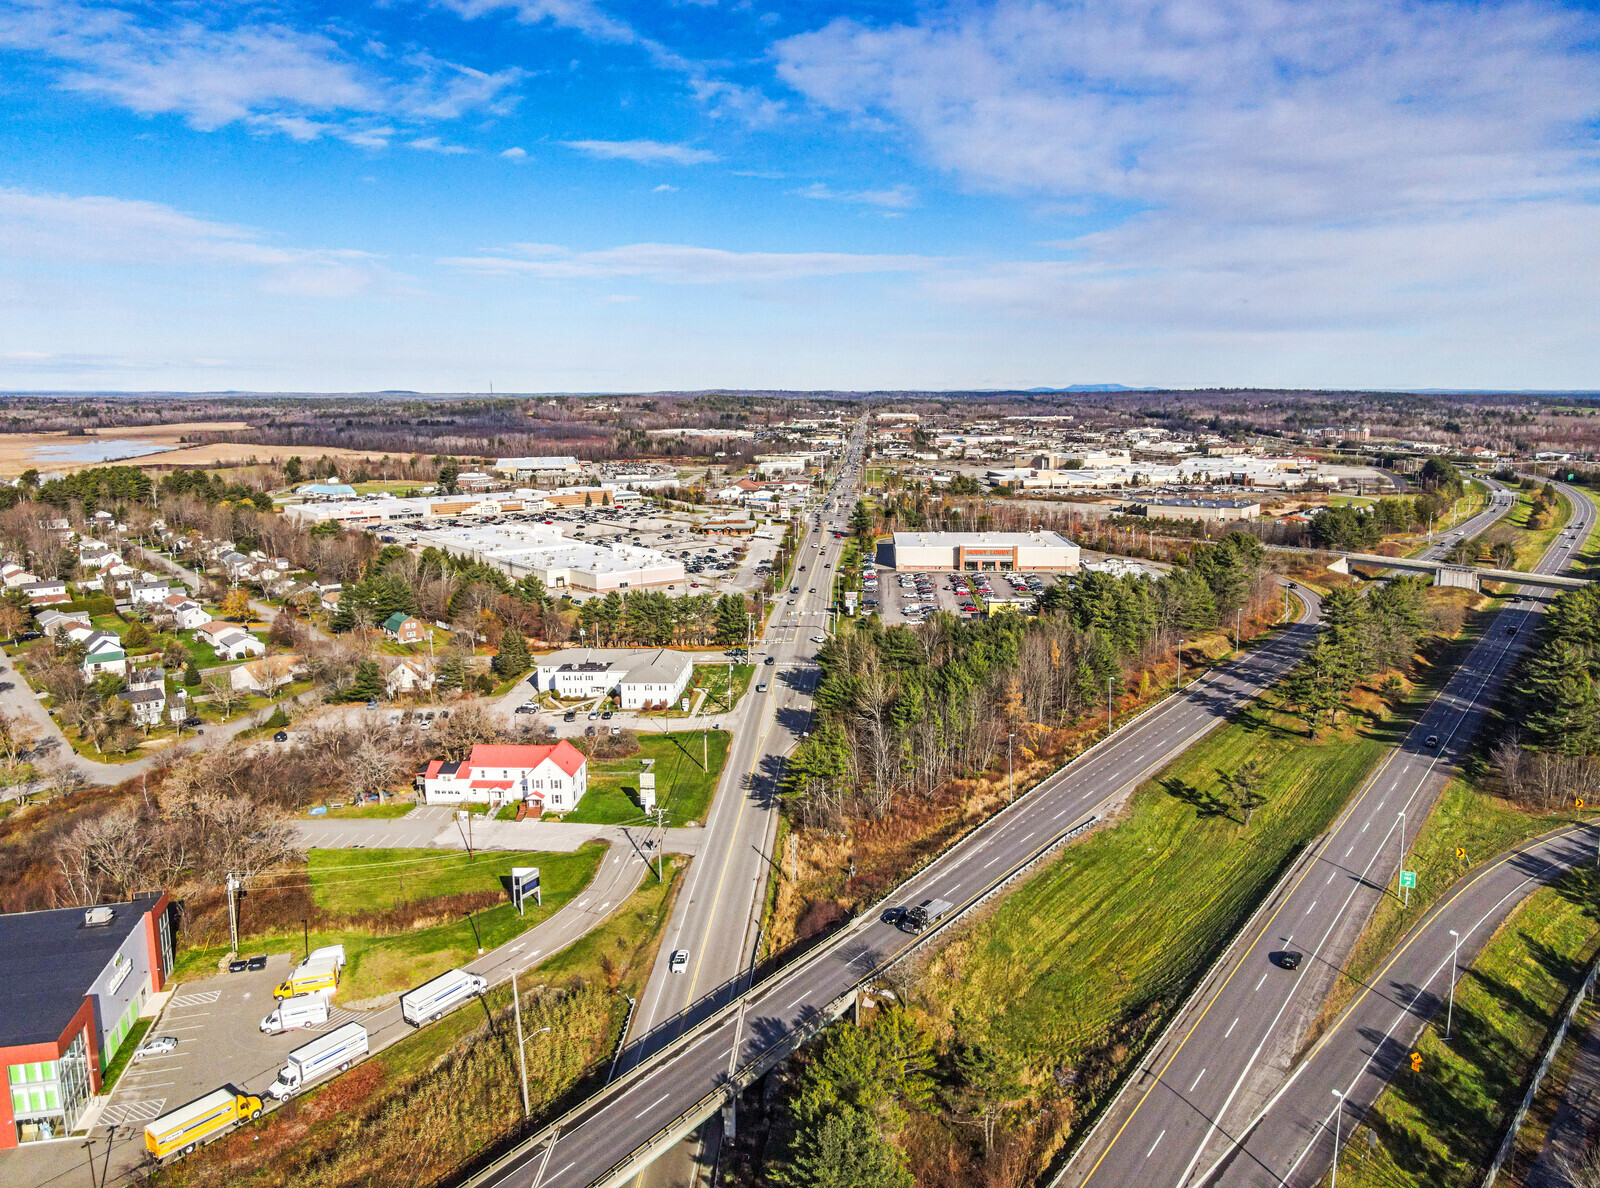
top-left (1061, 479), bottom-right (1593, 1188)
top-left (615, 424), bottom-right (870, 1188)
top-left (469, 574), bottom-right (1326, 1188)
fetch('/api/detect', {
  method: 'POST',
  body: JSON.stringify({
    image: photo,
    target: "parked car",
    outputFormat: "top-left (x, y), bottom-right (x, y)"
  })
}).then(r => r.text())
top-left (273, 731), bottom-right (289, 743)
top-left (514, 704), bottom-right (536, 714)
top-left (135, 1035), bottom-right (179, 1060)
top-left (601, 710), bottom-right (613, 720)
top-left (564, 711), bottom-right (577, 722)
top-left (588, 710), bottom-right (600, 720)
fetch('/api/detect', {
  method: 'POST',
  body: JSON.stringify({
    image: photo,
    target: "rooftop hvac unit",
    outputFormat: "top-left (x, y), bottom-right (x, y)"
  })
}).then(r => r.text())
top-left (84, 906), bottom-right (115, 927)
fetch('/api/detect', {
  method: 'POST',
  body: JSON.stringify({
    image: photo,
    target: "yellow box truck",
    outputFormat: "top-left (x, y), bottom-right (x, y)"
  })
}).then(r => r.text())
top-left (144, 1088), bottom-right (263, 1160)
top-left (273, 944), bottom-right (345, 999)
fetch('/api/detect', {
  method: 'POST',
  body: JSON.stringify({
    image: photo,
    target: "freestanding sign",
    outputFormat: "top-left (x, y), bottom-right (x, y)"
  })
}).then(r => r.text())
top-left (511, 866), bottom-right (541, 914)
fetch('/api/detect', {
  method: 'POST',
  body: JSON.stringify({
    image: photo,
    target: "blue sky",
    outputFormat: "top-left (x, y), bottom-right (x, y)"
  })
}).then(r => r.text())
top-left (1, 0), bottom-right (1598, 392)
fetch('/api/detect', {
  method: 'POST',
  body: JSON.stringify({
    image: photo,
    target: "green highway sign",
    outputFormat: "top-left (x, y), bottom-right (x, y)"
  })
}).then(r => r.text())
top-left (1399, 870), bottom-right (1417, 889)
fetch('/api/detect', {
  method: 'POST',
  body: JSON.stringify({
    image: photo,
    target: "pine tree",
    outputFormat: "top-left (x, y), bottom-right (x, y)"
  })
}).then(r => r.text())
top-left (184, 659), bottom-right (201, 687)
top-left (343, 660), bottom-right (385, 703)
top-left (493, 629), bottom-right (530, 678)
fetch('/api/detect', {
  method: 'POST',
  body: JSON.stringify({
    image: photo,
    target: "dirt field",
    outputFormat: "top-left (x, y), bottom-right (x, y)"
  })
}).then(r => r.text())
top-left (0, 422), bottom-right (403, 476)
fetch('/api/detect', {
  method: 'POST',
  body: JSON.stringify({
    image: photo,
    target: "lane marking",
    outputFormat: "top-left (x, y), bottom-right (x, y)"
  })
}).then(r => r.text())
top-left (1254, 973), bottom-right (1268, 992)
top-left (1147, 1130), bottom-right (1166, 1159)
top-left (1189, 1068), bottom-right (1207, 1092)
top-left (1224, 1017), bottom-right (1238, 1038)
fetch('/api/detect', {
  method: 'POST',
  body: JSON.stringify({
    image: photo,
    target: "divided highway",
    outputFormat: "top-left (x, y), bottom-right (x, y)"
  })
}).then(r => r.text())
top-left (469, 578), bottom-right (1326, 1188)
top-left (1062, 479), bottom-right (1594, 1188)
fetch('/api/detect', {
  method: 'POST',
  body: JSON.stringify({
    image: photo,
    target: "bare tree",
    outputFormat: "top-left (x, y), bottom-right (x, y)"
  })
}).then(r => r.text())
top-left (347, 739), bottom-right (406, 799)
top-left (203, 672), bottom-right (245, 720)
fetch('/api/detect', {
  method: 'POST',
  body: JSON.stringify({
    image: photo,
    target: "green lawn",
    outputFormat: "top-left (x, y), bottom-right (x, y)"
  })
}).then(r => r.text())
top-left (564, 729), bottom-right (731, 826)
top-left (1327, 877), bottom-right (1600, 1188)
top-left (924, 700), bottom-right (1392, 1083)
top-left (1505, 484), bottom-right (1572, 570)
top-left (174, 843), bottom-right (608, 1000)
top-left (689, 663), bottom-right (754, 714)
top-left (98, 1019), bottom-right (153, 1096)
top-left (306, 802), bottom-right (415, 820)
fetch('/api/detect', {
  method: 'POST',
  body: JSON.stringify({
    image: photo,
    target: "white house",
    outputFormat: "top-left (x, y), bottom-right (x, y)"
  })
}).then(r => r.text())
top-left (162, 594), bottom-right (212, 631)
top-left (80, 631), bottom-right (127, 678)
top-left (128, 580), bottom-right (172, 606)
top-left (36, 610), bottom-right (89, 637)
top-left (195, 621), bottom-right (265, 661)
top-left (120, 686), bottom-right (166, 727)
top-left (419, 742), bottom-right (588, 811)
top-left (229, 654), bottom-right (301, 695)
top-left (0, 563), bottom-right (35, 589)
top-left (382, 656), bottom-right (436, 697)
top-left (615, 650), bottom-right (693, 711)
top-left (21, 579), bottom-right (68, 605)
top-left (532, 647), bottom-right (693, 709)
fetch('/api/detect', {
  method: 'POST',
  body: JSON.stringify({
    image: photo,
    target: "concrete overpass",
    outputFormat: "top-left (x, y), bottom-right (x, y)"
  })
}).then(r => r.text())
top-left (1325, 551), bottom-right (1590, 591)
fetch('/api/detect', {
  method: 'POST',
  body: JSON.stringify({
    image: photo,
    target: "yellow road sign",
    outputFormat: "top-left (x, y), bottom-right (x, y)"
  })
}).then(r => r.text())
top-left (1456, 847), bottom-right (1466, 860)
top-left (1411, 1052), bottom-right (1423, 1073)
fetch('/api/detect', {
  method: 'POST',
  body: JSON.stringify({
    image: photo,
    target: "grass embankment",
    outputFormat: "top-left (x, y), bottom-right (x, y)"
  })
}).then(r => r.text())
top-left (1322, 875), bottom-right (1600, 1188)
top-left (1478, 485), bottom-right (1572, 573)
top-left (564, 729), bottom-right (729, 827)
top-left (98, 1019), bottom-right (153, 1095)
top-left (1503, 992), bottom-right (1600, 1183)
top-left (152, 863), bottom-right (685, 1188)
top-left (918, 699), bottom-right (1389, 1138)
top-left (171, 844), bottom-right (607, 1000)
top-left (641, 663), bottom-right (752, 717)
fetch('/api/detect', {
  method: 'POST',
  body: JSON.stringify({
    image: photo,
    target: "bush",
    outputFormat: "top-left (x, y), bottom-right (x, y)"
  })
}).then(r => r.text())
top-left (265, 706), bottom-right (289, 729)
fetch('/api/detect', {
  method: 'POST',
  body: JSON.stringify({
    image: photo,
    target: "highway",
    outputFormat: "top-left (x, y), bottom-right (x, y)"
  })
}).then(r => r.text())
top-left (1061, 478), bottom-right (1593, 1188)
top-left (469, 573), bottom-right (1326, 1188)
top-left (614, 420), bottom-right (869, 1187)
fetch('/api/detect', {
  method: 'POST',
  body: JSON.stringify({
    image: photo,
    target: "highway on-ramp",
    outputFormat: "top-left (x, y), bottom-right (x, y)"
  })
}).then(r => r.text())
top-left (1060, 479), bottom-right (1593, 1188)
top-left (466, 576), bottom-right (1326, 1188)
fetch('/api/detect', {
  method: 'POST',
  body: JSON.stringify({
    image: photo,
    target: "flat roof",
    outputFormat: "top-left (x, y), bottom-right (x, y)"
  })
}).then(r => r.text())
top-left (891, 531), bottom-right (1079, 547)
top-left (0, 894), bottom-right (162, 1047)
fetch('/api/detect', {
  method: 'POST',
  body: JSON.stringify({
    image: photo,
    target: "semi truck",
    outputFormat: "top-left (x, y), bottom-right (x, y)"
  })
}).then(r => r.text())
top-left (898, 897), bottom-right (954, 934)
top-left (260, 991), bottom-right (330, 1034)
top-left (274, 945), bottom-right (346, 999)
top-left (400, 968), bottom-right (488, 1026)
top-left (266, 1022), bottom-right (369, 1100)
top-left (145, 1087), bottom-right (263, 1160)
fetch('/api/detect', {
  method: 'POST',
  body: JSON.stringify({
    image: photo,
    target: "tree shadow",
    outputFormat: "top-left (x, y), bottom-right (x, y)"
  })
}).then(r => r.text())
top-left (1160, 776), bottom-right (1234, 821)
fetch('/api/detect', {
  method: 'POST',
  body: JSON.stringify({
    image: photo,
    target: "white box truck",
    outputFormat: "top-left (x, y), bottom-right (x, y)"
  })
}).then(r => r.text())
top-left (259, 991), bottom-right (330, 1034)
top-left (266, 1022), bottom-right (369, 1100)
top-left (400, 969), bottom-right (488, 1027)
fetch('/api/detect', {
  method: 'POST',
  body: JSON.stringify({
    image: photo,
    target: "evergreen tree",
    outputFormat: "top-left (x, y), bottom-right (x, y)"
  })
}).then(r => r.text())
top-left (493, 629), bottom-right (530, 678)
top-left (184, 659), bottom-right (201, 688)
top-left (342, 660), bottom-right (385, 703)
top-left (775, 1107), bottom-right (911, 1188)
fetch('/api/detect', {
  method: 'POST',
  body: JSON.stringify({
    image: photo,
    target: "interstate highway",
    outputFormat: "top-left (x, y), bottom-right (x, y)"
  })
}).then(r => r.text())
top-left (1062, 478), bottom-right (1593, 1188)
top-left (471, 577), bottom-right (1324, 1188)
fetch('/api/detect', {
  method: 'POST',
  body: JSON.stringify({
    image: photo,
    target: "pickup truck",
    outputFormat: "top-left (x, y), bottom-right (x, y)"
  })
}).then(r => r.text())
top-left (897, 897), bottom-right (954, 934)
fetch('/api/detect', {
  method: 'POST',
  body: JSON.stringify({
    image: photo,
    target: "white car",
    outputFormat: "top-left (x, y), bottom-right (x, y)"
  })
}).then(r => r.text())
top-left (811, 635), bottom-right (827, 643)
top-left (669, 949), bottom-right (689, 974)
top-left (135, 1035), bottom-right (179, 1060)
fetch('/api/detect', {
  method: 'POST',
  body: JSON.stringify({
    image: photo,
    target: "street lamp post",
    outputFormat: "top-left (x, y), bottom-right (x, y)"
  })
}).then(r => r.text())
top-left (1446, 929), bottom-right (1460, 1038)
top-left (1177, 637), bottom-right (1185, 687)
top-left (1331, 1089), bottom-right (1344, 1188)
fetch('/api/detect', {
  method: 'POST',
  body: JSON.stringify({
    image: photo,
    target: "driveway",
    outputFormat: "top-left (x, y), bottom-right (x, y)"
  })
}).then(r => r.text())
top-left (295, 811), bottom-right (706, 857)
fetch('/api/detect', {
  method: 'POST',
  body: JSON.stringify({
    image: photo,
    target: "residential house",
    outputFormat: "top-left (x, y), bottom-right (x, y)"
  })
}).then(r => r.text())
top-left (0, 563), bottom-right (36, 589)
top-left (194, 621), bottom-right (265, 662)
top-left (126, 666), bottom-right (165, 692)
top-left (615, 650), bottom-right (693, 711)
top-left (532, 647), bottom-right (693, 710)
top-left (76, 545), bottom-right (120, 571)
top-left (119, 686), bottom-right (166, 728)
top-left (382, 656), bottom-right (436, 697)
top-left (229, 654), bottom-right (301, 695)
top-left (217, 551), bottom-right (253, 581)
top-left (381, 613), bottom-right (427, 644)
top-left (36, 610), bottom-right (89, 637)
top-left (127, 581), bottom-right (172, 607)
top-left (319, 589), bottom-right (341, 614)
top-left (80, 632), bottom-right (127, 678)
top-left (21, 579), bottom-right (69, 606)
top-left (418, 741), bottom-right (588, 811)
top-left (161, 594), bottom-right (211, 631)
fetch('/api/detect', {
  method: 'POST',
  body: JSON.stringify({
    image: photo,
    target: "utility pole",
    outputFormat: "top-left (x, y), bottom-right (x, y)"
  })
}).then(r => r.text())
top-left (1177, 637), bottom-right (1185, 686)
top-left (1398, 810), bottom-right (1408, 906)
top-left (225, 872), bottom-right (241, 955)
top-left (1446, 929), bottom-right (1460, 1038)
top-left (456, 809), bottom-right (475, 858)
top-left (1330, 1090), bottom-right (1344, 1188)
top-left (653, 805), bottom-right (667, 882)
top-left (512, 975), bottom-right (530, 1119)
top-left (1234, 607), bottom-right (1241, 652)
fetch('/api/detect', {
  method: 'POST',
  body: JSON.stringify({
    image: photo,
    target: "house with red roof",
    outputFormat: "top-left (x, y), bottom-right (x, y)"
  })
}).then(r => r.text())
top-left (418, 741), bottom-right (589, 812)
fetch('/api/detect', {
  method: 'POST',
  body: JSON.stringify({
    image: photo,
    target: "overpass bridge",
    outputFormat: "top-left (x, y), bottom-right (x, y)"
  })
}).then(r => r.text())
top-left (1271, 546), bottom-right (1590, 592)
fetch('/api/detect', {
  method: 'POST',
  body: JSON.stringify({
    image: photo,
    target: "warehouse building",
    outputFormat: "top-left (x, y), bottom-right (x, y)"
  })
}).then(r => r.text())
top-left (889, 531), bottom-right (1081, 572)
top-left (0, 894), bottom-right (175, 1148)
top-left (1125, 498), bottom-right (1262, 523)
top-left (428, 524), bottom-right (684, 592)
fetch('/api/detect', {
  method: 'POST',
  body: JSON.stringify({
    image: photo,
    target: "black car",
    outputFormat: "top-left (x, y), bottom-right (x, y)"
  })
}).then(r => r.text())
top-left (764, 655), bottom-right (776, 666)
top-left (601, 710), bottom-right (613, 720)
top-left (273, 731), bottom-right (289, 743)
top-left (182, 716), bottom-right (202, 728)
top-left (1426, 734), bottom-right (1440, 747)
top-left (1275, 951), bottom-right (1303, 970)
top-left (227, 957), bottom-right (250, 974)
top-left (246, 953), bottom-right (267, 971)
top-left (564, 711), bottom-right (577, 722)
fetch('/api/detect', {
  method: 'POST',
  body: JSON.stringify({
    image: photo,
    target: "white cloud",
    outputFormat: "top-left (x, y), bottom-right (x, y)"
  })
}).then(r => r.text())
top-left (652, 183), bottom-right (678, 192)
top-left (502, 146), bottom-right (528, 160)
top-left (562, 139), bottom-right (717, 165)
top-left (0, 186), bottom-right (390, 299)
top-left (440, 241), bottom-right (933, 283)
top-left (795, 182), bottom-right (914, 210)
top-left (409, 136), bottom-right (471, 154)
top-left (0, 1), bottom-right (520, 141)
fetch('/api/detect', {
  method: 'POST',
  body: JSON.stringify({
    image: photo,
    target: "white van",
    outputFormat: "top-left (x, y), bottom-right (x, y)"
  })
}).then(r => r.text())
top-left (260, 992), bottom-right (330, 1034)
top-left (266, 1023), bottom-right (369, 1100)
top-left (400, 969), bottom-right (488, 1027)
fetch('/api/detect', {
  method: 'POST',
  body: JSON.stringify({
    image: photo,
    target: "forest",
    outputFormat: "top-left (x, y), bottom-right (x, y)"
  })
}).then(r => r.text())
top-left (1496, 584), bottom-right (1600, 805)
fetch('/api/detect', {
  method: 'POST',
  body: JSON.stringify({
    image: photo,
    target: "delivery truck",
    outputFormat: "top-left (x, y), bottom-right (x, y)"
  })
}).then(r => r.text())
top-left (400, 968), bottom-right (489, 1026)
top-left (273, 945), bottom-right (346, 1000)
top-left (144, 1087), bottom-right (262, 1160)
top-left (260, 991), bottom-right (330, 1034)
top-left (266, 1022), bottom-right (369, 1100)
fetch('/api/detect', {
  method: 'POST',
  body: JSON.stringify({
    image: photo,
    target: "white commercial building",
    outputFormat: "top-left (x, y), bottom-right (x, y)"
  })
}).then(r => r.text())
top-left (533, 647), bottom-right (693, 710)
top-left (419, 742), bottom-right (588, 811)
top-left (890, 531), bottom-right (1082, 573)
top-left (429, 524), bottom-right (685, 592)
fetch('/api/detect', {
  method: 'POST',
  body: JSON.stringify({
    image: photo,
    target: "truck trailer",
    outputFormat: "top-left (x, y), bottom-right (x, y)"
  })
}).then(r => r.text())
top-left (266, 1022), bottom-right (369, 1100)
top-left (898, 897), bottom-right (954, 933)
top-left (145, 1088), bottom-right (263, 1160)
top-left (400, 968), bottom-right (488, 1026)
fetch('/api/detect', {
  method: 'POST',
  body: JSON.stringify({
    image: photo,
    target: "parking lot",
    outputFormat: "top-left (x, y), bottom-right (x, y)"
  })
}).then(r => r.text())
top-left (865, 567), bottom-right (1060, 625)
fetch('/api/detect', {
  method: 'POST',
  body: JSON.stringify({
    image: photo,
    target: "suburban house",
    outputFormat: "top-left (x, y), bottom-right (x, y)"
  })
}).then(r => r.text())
top-left (127, 581), bottom-right (171, 606)
top-left (381, 613), bottom-right (427, 644)
top-left (418, 741), bottom-right (588, 811)
top-left (119, 686), bottom-right (166, 727)
top-left (532, 647), bottom-right (693, 710)
top-left (80, 632), bottom-right (127, 678)
top-left (0, 563), bottom-right (36, 589)
top-left (195, 621), bottom-right (265, 661)
top-left (20, 580), bottom-right (68, 606)
top-left (36, 610), bottom-right (89, 638)
top-left (381, 656), bottom-right (436, 697)
top-left (160, 594), bottom-right (211, 631)
top-left (228, 654), bottom-right (301, 695)
top-left (217, 551), bottom-right (253, 581)
top-left (319, 589), bottom-right (341, 614)
top-left (76, 544), bottom-right (119, 570)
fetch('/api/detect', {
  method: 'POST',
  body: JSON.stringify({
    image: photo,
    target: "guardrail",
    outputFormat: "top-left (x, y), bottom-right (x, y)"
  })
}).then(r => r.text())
top-left (457, 591), bottom-right (1319, 1188)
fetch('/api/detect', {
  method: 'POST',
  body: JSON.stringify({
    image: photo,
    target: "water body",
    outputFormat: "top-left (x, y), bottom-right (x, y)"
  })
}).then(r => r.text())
top-left (28, 438), bottom-right (177, 465)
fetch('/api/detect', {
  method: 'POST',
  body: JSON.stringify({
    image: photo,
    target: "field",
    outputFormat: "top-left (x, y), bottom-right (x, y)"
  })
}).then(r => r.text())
top-left (690, 663), bottom-right (754, 713)
top-left (564, 729), bottom-right (730, 826)
top-left (920, 695), bottom-right (1394, 1106)
top-left (1327, 876), bottom-right (1600, 1188)
top-left (173, 843), bottom-right (608, 1000)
